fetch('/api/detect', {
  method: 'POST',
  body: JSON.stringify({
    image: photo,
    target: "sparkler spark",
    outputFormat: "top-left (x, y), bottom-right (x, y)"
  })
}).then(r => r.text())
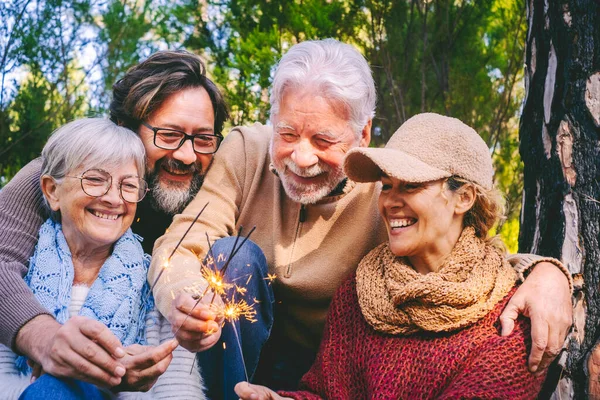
top-left (201, 264), bottom-right (231, 296)
top-left (265, 273), bottom-right (277, 283)
top-left (215, 297), bottom-right (258, 324)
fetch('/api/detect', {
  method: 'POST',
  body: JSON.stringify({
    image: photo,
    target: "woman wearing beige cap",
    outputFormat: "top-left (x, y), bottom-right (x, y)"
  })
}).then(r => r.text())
top-left (236, 113), bottom-right (560, 399)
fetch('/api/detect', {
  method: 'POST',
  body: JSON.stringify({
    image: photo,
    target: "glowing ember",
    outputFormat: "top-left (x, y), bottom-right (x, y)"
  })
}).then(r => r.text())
top-left (215, 297), bottom-right (258, 324)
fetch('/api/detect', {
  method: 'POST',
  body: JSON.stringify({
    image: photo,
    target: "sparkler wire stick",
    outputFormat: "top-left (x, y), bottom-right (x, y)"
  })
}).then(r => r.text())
top-left (231, 322), bottom-right (249, 382)
top-left (209, 226), bottom-right (256, 305)
top-left (144, 202), bottom-right (209, 306)
top-left (168, 201), bottom-right (210, 260)
top-left (208, 226), bottom-right (244, 304)
top-left (205, 232), bottom-right (217, 266)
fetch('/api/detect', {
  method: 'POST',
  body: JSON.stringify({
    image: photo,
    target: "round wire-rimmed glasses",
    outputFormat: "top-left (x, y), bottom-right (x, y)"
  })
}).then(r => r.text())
top-left (141, 121), bottom-right (223, 155)
top-left (65, 168), bottom-right (149, 203)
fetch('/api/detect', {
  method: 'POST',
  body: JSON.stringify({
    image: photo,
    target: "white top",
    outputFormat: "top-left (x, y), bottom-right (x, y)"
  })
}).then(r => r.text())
top-left (69, 285), bottom-right (90, 317)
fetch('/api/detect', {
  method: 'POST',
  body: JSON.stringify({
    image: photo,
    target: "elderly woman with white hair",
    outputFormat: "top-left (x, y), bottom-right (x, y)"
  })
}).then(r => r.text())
top-left (0, 118), bottom-right (203, 399)
top-left (235, 113), bottom-right (569, 400)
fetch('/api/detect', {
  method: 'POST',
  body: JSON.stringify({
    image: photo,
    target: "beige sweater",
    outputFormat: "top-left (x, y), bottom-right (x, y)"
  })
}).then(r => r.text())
top-left (150, 123), bottom-right (569, 351)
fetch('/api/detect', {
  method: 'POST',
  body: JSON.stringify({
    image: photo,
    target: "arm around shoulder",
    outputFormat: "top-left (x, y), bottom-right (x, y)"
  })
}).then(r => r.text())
top-left (438, 318), bottom-right (546, 399)
top-left (0, 158), bottom-right (52, 350)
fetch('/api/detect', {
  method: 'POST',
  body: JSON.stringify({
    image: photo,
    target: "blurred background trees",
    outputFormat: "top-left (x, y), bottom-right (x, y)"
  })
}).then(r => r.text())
top-left (1, 0), bottom-right (525, 250)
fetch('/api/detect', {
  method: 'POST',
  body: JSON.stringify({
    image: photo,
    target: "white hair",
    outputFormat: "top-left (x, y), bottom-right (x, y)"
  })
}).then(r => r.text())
top-left (270, 39), bottom-right (376, 135)
top-left (41, 118), bottom-right (146, 181)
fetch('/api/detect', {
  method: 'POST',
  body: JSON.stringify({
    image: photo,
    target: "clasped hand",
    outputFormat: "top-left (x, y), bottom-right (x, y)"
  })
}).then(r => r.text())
top-left (24, 315), bottom-right (176, 392)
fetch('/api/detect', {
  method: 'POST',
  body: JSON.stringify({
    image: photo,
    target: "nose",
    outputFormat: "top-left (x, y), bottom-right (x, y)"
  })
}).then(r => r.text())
top-left (291, 140), bottom-right (319, 168)
top-left (172, 139), bottom-right (198, 165)
top-left (100, 183), bottom-right (123, 205)
top-left (381, 190), bottom-right (405, 209)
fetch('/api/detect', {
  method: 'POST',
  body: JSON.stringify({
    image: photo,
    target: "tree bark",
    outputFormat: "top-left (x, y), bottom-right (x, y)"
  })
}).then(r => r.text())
top-left (519, 0), bottom-right (600, 398)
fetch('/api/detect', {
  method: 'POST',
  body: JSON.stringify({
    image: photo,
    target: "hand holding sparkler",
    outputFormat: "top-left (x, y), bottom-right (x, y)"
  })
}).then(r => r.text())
top-left (169, 293), bottom-right (223, 352)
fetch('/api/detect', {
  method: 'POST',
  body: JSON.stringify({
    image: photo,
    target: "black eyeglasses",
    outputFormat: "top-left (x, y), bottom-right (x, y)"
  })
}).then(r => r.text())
top-left (141, 122), bottom-right (223, 155)
top-left (65, 168), bottom-right (149, 203)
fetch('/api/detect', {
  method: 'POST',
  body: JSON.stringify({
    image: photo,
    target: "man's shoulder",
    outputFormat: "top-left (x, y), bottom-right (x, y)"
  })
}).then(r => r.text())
top-left (227, 122), bottom-right (273, 148)
top-left (217, 123), bottom-right (273, 169)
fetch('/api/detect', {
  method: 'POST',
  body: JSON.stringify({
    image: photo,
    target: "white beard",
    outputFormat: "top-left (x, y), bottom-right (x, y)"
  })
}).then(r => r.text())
top-left (276, 157), bottom-right (346, 204)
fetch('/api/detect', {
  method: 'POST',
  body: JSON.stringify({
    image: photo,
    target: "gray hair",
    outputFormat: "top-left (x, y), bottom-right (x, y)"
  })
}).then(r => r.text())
top-left (270, 39), bottom-right (376, 135)
top-left (41, 118), bottom-right (146, 182)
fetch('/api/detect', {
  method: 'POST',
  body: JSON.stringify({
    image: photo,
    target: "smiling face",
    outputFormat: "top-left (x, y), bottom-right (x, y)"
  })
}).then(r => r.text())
top-left (138, 87), bottom-right (216, 214)
top-left (270, 88), bottom-right (370, 204)
top-left (43, 161), bottom-right (140, 254)
top-left (378, 176), bottom-right (468, 274)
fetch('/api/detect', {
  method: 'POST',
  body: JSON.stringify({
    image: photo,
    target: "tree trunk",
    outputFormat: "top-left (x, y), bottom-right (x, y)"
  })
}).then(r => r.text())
top-left (519, 0), bottom-right (600, 398)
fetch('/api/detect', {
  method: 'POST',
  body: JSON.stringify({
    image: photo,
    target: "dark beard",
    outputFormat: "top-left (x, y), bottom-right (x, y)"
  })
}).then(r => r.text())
top-left (145, 157), bottom-right (205, 215)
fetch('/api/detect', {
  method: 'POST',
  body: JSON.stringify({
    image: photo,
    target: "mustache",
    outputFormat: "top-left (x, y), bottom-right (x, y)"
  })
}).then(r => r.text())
top-left (153, 157), bottom-right (201, 175)
top-left (283, 159), bottom-right (329, 178)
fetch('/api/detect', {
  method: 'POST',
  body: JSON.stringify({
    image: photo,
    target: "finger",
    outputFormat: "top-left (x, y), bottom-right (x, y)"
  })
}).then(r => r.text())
top-left (176, 302), bottom-right (217, 321)
top-left (197, 330), bottom-right (221, 350)
top-left (527, 315), bottom-right (549, 373)
top-left (172, 314), bottom-right (220, 336)
top-left (537, 328), bottom-right (563, 372)
top-left (54, 349), bottom-right (123, 387)
top-left (123, 348), bottom-right (174, 391)
top-left (66, 334), bottom-right (126, 378)
top-left (235, 381), bottom-right (260, 400)
top-left (124, 344), bottom-right (147, 356)
top-left (499, 302), bottom-right (519, 337)
top-left (127, 339), bottom-right (178, 370)
top-left (30, 364), bottom-right (42, 383)
top-left (78, 318), bottom-right (126, 358)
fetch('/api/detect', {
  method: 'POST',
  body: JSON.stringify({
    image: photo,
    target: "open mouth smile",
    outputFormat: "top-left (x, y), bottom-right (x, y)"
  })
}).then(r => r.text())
top-left (89, 209), bottom-right (120, 221)
top-left (389, 218), bottom-right (417, 229)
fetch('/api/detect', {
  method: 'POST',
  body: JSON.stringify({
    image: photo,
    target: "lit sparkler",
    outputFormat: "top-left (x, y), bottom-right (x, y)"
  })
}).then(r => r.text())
top-left (173, 226), bottom-right (257, 339)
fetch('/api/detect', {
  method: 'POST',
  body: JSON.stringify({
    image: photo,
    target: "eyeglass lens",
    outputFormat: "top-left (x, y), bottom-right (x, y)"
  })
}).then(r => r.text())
top-left (154, 129), bottom-right (220, 153)
top-left (80, 169), bottom-right (147, 203)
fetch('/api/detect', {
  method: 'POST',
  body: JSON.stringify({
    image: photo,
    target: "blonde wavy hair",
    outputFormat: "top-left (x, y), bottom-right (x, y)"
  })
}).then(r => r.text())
top-left (445, 176), bottom-right (506, 247)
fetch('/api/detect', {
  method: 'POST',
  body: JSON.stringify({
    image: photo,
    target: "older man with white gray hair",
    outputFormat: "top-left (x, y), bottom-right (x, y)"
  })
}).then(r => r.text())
top-left (151, 39), bottom-right (572, 399)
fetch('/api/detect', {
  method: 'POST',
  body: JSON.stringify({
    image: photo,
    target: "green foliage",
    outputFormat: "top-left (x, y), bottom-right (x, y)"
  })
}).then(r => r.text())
top-left (1, 0), bottom-right (527, 247)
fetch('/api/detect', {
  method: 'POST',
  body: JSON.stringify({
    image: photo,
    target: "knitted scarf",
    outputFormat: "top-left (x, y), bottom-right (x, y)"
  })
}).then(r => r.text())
top-left (356, 227), bottom-right (516, 335)
top-left (17, 219), bottom-right (153, 373)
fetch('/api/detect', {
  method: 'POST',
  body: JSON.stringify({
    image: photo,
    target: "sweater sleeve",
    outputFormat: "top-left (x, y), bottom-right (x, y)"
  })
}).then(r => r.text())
top-left (149, 127), bottom-right (255, 318)
top-left (437, 317), bottom-right (546, 400)
top-left (278, 278), bottom-right (362, 400)
top-left (0, 158), bottom-right (51, 350)
top-left (507, 253), bottom-right (573, 293)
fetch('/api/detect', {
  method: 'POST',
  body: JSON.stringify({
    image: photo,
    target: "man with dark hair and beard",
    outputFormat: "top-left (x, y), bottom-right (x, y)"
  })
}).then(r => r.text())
top-left (110, 50), bottom-right (229, 252)
top-left (0, 50), bottom-right (228, 391)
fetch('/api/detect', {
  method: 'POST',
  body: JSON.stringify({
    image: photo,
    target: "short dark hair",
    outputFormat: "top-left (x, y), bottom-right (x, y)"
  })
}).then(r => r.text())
top-left (110, 50), bottom-right (229, 136)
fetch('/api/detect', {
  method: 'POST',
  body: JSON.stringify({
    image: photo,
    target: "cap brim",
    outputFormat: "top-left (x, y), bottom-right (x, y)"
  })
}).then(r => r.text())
top-left (344, 147), bottom-right (451, 183)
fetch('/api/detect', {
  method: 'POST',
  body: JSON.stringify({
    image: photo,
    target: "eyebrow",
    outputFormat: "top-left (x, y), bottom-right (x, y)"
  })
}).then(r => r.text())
top-left (315, 130), bottom-right (338, 140)
top-left (275, 121), bottom-right (295, 131)
top-left (156, 124), bottom-right (214, 134)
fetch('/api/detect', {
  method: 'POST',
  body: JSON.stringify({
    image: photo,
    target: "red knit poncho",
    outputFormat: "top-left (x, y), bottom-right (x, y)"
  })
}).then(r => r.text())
top-left (279, 276), bottom-right (545, 400)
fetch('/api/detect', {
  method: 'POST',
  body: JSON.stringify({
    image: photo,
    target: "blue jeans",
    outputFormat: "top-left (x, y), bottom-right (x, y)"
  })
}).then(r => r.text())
top-left (19, 375), bottom-right (108, 399)
top-left (197, 237), bottom-right (275, 400)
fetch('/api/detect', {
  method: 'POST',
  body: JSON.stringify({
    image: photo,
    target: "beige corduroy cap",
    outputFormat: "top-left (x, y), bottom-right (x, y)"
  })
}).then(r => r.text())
top-left (344, 113), bottom-right (494, 189)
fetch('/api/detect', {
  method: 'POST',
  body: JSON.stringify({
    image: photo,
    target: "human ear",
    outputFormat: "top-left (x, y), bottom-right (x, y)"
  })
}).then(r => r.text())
top-left (454, 184), bottom-right (476, 216)
top-left (40, 175), bottom-right (61, 211)
top-left (359, 119), bottom-right (372, 147)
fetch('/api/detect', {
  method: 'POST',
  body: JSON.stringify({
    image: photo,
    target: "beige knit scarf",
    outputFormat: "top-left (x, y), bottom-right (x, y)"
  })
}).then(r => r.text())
top-left (356, 227), bottom-right (517, 335)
